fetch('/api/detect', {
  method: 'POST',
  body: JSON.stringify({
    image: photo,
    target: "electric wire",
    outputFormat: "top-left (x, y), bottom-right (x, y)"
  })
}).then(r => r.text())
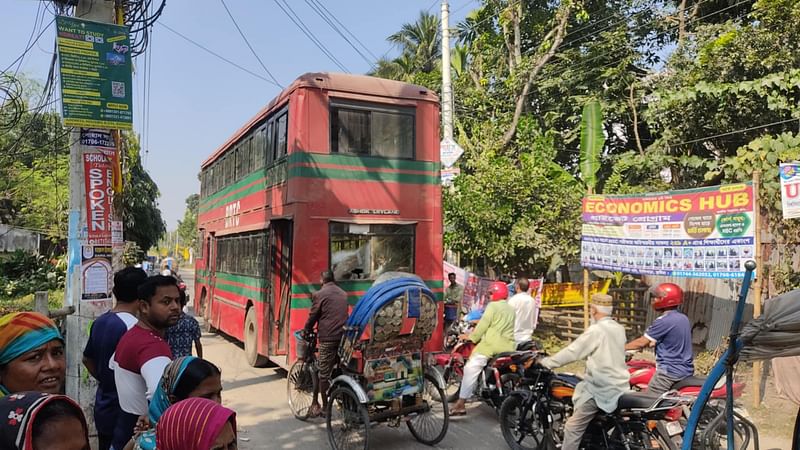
top-left (272, 0), bottom-right (350, 73)
top-left (308, 0), bottom-right (380, 61)
top-left (157, 22), bottom-right (283, 87)
top-left (219, 0), bottom-right (284, 88)
top-left (304, 0), bottom-right (374, 69)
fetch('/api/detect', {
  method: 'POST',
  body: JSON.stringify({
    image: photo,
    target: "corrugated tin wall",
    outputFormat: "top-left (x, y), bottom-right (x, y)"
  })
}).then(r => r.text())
top-left (641, 275), bottom-right (754, 350)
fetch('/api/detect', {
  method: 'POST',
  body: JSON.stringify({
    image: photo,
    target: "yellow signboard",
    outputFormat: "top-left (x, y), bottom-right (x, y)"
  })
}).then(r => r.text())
top-left (541, 279), bottom-right (612, 309)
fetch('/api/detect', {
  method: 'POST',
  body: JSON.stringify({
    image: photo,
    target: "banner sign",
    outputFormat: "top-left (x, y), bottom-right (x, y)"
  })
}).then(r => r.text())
top-left (83, 152), bottom-right (114, 244)
top-left (541, 280), bottom-right (611, 309)
top-left (81, 245), bottom-right (112, 302)
top-left (581, 183), bottom-right (755, 279)
top-left (780, 163), bottom-right (800, 219)
top-left (56, 16), bottom-right (133, 129)
top-left (81, 129), bottom-right (122, 192)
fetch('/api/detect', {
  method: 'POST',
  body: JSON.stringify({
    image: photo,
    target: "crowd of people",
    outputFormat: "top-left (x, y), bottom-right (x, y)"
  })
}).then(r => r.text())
top-left (446, 274), bottom-right (694, 450)
top-left (0, 267), bottom-right (231, 450)
top-left (0, 264), bottom-right (693, 450)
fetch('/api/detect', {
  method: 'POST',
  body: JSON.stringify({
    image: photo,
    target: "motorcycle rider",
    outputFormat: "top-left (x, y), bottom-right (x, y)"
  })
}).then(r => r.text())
top-left (450, 281), bottom-right (516, 416)
top-left (539, 294), bottom-right (629, 450)
top-left (625, 282), bottom-right (694, 394)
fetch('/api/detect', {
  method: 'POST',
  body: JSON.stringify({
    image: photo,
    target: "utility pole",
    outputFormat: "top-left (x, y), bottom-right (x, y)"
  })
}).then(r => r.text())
top-left (440, 0), bottom-right (453, 141)
top-left (64, 0), bottom-right (117, 443)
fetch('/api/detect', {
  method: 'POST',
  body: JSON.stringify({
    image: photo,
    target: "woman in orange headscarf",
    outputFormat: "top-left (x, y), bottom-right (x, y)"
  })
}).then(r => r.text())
top-left (0, 312), bottom-right (65, 397)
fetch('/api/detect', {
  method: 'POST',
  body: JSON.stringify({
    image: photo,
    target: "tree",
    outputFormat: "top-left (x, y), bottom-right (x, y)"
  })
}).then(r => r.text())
top-left (177, 193), bottom-right (199, 250)
top-left (0, 75), bottom-right (70, 239)
top-left (117, 133), bottom-right (165, 252)
top-left (387, 11), bottom-right (441, 73)
top-left (369, 11), bottom-right (442, 91)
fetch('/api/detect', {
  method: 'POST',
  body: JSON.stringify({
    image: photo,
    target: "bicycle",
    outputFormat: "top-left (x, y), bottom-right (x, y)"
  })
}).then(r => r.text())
top-left (287, 329), bottom-right (319, 421)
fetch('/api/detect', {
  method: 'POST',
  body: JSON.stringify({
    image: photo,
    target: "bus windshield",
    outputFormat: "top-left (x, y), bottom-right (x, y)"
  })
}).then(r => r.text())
top-left (330, 223), bottom-right (414, 281)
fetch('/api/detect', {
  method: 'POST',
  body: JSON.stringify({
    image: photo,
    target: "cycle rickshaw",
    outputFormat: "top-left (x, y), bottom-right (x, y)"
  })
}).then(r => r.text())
top-left (288, 272), bottom-right (450, 450)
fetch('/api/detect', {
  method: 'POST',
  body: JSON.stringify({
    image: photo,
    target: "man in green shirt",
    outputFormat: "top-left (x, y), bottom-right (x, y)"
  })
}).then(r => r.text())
top-left (444, 272), bottom-right (464, 329)
top-left (451, 281), bottom-right (516, 416)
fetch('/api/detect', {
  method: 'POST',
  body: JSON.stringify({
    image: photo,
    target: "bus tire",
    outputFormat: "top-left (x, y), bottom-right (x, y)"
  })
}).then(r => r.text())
top-left (245, 308), bottom-right (268, 367)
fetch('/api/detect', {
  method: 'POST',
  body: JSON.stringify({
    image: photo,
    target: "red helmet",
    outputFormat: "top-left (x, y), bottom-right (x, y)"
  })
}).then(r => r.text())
top-left (488, 281), bottom-right (509, 301)
top-left (652, 283), bottom-right (683, 310)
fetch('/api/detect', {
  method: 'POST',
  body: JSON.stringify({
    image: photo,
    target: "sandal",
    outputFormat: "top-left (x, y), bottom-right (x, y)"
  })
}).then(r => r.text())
top-left (307, 404), bottom-right (323, 418)
top-left (450, 408), bottom-right (467, 416)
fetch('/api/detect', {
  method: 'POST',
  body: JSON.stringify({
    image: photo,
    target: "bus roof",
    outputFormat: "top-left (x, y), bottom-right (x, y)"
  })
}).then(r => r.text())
top-left (201, 72), bottom-right (439, 168)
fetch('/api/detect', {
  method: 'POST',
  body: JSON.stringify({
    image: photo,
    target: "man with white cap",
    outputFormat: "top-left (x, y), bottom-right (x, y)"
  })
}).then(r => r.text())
top-left (539, 293), bottom-right (630, 450)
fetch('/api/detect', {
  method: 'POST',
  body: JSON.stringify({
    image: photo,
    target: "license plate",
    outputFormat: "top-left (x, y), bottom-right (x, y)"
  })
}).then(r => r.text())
top-left (666, 420), bottom-right (683, 436)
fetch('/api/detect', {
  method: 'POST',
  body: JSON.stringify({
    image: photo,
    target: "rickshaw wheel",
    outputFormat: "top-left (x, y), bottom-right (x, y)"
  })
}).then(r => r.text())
top-left (440, 366), bottom-right (462, 403)
top-left (407, 373), bottom-right (450, 446)
top-left (327, 386), bottom-right (370, 450)
top-left (287, 359), bottom-right (317, 421)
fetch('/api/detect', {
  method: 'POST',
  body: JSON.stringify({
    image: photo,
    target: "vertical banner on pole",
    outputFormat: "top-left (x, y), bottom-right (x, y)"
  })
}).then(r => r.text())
top-left (83, 152), bottom-right (114, 245)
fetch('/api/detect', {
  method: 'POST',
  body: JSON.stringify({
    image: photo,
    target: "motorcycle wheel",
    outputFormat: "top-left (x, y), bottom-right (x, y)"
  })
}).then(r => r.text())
top-left (499, 394), bottom-right (557, 450)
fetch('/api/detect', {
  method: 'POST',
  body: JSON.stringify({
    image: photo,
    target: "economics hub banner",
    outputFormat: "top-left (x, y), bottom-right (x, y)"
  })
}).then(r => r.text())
top-left (581, 183), bottom-right (755, 279)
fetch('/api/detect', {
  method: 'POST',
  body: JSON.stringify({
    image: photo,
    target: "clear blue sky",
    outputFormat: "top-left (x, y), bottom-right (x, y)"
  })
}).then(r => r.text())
top-left (1, 0), bottom-right (477, 230)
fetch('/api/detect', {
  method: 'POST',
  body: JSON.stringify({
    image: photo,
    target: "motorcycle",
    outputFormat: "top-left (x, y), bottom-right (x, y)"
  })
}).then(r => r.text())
top-left (433, 336), bottom-right (536, 411)
top-left (625, 353), bottom-right (756, 450)
top-left (500, 360), bottom-right (689, 450)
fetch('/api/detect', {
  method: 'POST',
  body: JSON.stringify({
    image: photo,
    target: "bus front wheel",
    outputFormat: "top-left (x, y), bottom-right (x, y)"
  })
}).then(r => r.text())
top-left (245, 308), bottom-right (269, 367)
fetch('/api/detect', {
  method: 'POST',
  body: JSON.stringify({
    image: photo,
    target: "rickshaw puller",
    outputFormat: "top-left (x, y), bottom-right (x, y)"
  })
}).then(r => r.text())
top-left (304, 270), bottom-right (348, 418)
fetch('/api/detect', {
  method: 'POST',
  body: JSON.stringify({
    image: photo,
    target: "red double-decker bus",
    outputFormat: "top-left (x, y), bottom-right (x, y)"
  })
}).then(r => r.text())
top-left (195, 73), bottom-right (443, 368)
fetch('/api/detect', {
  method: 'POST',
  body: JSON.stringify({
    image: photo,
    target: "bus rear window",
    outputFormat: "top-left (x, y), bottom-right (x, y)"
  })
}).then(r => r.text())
top-left (331, 102), bottom-right (414, 159)
top-left (329, 223), bottom-right (414, 280)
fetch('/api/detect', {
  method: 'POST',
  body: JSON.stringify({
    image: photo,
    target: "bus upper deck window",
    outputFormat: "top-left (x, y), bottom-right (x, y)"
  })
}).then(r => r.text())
top-left (331, 102), bottom-right (414, 159)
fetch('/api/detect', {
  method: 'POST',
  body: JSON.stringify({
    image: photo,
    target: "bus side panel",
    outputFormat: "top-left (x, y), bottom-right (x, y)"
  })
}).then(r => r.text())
top-left (210, 287), bottom-right (247, 340)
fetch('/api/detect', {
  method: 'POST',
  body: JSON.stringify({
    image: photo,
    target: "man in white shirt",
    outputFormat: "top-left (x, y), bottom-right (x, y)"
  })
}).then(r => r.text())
top-left (507, 277), bottom-right (538, 346)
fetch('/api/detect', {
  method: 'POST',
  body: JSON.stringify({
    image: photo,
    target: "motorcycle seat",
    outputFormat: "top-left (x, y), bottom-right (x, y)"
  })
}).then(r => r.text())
top-left (616, 392), bottom-right (668, 410)
top-left (671, 376), bottom-right (707, 389)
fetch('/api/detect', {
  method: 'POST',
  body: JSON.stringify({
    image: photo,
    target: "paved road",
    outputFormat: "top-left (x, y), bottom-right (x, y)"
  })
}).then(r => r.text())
top-left (180, 269), bottom-right (508, 450)
top-left (180, 269), bottom-right (790, 450)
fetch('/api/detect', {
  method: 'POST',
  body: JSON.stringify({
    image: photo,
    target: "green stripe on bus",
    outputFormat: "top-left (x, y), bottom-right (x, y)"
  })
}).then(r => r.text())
top-left (214, 272), bottom-right (269, 288)
top-left (289, 153), bottom-right (438, 172)
top-left (292, 280), bottom-right (374, 295)
top-left (290, 297), bottom-right (361, 309)
top-left (200, 170), bottom-right (264, 205)
top-left (213, 282), bottom-right (265, 301)
top-left (288, 166), bottom-right (438, 185)
top-left (199, 163), bottom-right (289, 212)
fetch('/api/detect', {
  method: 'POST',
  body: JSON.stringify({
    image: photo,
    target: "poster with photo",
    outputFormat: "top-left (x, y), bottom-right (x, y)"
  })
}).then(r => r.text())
top-left (581, 183), bottom-right (755, 279)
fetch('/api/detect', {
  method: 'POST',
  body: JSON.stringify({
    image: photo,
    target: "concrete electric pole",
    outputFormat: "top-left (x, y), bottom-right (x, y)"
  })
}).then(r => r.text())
top-left (441, 0), bottom-right (453, 141)
top-left (65, 0), bottom-right (117, 440)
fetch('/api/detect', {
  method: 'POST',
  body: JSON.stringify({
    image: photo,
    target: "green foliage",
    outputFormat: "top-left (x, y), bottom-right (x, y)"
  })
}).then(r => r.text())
top-left (177, 193), bottom-right (199, 250)
top-left (721, 132), bottom-right (800, 237)
top-left (0, 289), bottom-right (63, 316)
top-left (444, 145), bottom-right (583, 273)
top-left (117, 133), bottom-right (166, 252)
top-left (0, 251), bottom-right (65, 299)
top-left (579, 100), bottom-right (604, 190)
top-left (371, 10), bottom-right (441, 88)
top-left (0, 76), bottom-right (70, 238)
top-left (122, 241), bottom-right (144, 266)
